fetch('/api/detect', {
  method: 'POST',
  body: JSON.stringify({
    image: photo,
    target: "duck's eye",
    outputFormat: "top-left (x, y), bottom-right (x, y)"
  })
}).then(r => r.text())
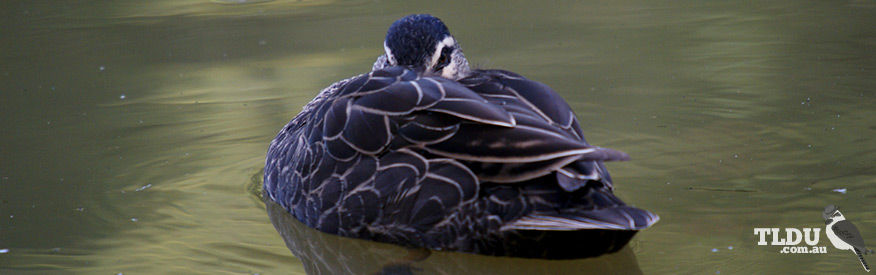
top-left (434, 47), bottom-right (453, 71)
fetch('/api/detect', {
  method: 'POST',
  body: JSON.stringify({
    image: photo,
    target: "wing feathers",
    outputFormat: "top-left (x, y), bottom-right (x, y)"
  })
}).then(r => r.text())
top-left (312, 66), bottom-right (645, 233)
top-left (322, 66), bottom-right (629, 185)
top-left (503, 206), bottom-right (660, 231)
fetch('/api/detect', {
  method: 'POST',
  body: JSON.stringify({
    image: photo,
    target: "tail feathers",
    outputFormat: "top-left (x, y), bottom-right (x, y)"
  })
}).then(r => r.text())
top-left (854, 248), bottom-right (871, 272)
top-left (578, 147), bottom-right (630, 162)
top-left (502, 206), bottom-right (659, 231)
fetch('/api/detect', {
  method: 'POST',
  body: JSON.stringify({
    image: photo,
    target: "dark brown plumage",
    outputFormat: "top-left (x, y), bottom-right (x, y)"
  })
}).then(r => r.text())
top-left (263, 14), bottom-right (657, 258)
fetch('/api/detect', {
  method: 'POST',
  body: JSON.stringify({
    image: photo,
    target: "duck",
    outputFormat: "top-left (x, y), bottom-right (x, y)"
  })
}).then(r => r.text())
top-left (264, 14), bottom-right (658, 259)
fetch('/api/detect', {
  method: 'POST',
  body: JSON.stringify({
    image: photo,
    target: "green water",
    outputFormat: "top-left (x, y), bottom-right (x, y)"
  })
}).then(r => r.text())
top-left (1, 0), bottom-right (874, 274)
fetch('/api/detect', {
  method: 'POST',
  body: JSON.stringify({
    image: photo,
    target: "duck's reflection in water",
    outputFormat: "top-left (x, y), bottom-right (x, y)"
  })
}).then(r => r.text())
top-left (267, 201), bottom-right (643, 275)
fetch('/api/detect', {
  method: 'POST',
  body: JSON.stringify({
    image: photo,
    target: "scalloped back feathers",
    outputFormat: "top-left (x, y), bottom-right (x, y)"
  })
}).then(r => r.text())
top-left (264, 66), bottom-right (657, 257)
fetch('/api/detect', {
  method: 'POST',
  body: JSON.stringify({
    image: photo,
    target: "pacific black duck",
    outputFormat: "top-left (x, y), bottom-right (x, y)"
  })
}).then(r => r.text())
top-left (264, 14), bottom-right (658, 258)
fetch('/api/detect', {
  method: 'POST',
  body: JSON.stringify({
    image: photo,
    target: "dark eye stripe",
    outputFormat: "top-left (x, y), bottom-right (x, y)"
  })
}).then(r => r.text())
top-left (434, 47), bottom-right (453, 71)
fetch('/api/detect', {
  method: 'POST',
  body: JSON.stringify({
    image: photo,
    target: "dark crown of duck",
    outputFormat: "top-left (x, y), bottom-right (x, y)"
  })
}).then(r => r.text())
top-left (375, 14), bottom-right (470, 79)
top-left (264, 14), bottom-right (658, 259)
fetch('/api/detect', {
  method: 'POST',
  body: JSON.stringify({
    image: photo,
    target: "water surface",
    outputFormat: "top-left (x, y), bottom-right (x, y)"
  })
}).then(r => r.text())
top-left (1, 0), bottom-right (874, 274)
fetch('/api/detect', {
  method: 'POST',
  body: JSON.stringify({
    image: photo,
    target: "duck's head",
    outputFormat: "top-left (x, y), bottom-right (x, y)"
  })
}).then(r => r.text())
top-left (373, 14), bottom-right (471, 80)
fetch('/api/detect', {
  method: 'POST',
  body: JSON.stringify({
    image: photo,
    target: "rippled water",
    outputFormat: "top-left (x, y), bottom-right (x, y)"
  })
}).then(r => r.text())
top-left (1, 0), bottom-right (874, 274)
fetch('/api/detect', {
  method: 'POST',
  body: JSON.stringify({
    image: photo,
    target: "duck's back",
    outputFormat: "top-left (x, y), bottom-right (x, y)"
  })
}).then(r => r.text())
top-left (264, 66), bottom-right (657, 258)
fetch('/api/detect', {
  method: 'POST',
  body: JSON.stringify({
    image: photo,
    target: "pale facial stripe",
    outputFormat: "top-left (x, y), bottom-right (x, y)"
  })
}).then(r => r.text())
top-left (383, 42), bottom-right (396, 65)
top-left (430, 36), bottom-right (456, 68)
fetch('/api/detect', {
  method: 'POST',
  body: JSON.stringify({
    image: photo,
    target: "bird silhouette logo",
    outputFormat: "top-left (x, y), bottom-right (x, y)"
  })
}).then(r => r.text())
top-left (823, 205), bottom-right (873, 272)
